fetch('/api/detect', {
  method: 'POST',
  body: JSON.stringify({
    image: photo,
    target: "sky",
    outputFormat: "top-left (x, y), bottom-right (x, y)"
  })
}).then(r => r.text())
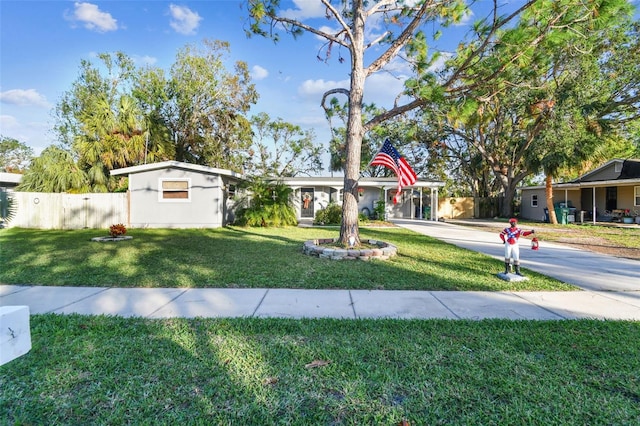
top-left (1, 1), bottom-right (638, 174)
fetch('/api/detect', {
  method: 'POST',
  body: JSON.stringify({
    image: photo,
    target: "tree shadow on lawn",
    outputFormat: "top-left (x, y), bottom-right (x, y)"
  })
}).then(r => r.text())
top-left (3, 315), bottom-right (427, 424)
top-left (0, 227), bottom-right (566, 290)
top-left (4, 315), bottom-right (638, 424)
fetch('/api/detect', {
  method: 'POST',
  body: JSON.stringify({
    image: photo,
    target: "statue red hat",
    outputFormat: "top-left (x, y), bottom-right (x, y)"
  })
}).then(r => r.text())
top-left (509, 218), bottom-right (518, 224)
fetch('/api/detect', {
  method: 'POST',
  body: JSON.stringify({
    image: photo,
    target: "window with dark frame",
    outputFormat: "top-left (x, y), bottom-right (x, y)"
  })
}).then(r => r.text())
top-left (531, 194), bottom-right (538, 207)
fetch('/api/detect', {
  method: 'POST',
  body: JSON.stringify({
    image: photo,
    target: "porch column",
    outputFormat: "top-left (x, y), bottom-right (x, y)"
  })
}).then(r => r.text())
top-left (330, 186), bottom-right (342, 204)
top-left (592, 186), bottom-right (596, 225)
top-left (290, 186), bottom-right (301, 220)
top-left (431, 188), bottom-right (439, 221)
top-left (410, 188), bottom-right (415, 219)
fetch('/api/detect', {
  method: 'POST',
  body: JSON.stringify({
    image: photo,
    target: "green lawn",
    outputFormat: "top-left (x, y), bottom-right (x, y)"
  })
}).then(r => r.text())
top-left (2, 315), bottom-right (639, 425)
top-left (0, 226), bottom-right (574, 291)
top-left (3, 226), bottom-right (638, 424)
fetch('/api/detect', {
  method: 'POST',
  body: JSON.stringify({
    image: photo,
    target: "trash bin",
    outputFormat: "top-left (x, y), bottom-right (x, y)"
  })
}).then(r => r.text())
top-left (543, 208), bottom-right (549, 223)
top-left (554, 207), bottom-right (569, 224)
top-left (423, 206), bottom-right (431, 220)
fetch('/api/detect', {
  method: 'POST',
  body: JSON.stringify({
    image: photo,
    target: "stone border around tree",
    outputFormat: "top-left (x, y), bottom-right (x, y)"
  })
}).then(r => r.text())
top-left (302, 238), bottom-right (397, 261)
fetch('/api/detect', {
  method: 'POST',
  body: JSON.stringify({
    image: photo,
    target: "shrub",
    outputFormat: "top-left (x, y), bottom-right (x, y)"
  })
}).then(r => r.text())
top-left (233, 178), bottom-right (297, 227)
top-left (235, 204), bottom-right (297, 227)
top-left (314, 203), bottom-right (342, 225)
top-left (0, 189), bottom-right (16, 228)
top-left (109, 223), bottom-right (127, 237)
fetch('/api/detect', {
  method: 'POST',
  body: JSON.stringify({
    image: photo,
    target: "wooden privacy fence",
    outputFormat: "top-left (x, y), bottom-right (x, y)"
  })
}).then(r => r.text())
top-left (437, 197), bottom-right (502, 219)
top-left (7, 192), bottom-right (128, 230)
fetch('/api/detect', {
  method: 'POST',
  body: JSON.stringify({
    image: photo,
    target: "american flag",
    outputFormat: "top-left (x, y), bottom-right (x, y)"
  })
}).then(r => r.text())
top-left (369, 139), bottom-right (417, 203)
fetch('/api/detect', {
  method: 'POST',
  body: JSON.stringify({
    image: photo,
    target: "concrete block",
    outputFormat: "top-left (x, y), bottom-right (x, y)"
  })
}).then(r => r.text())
top-left (0, 306), bottom-right (32, 366)
top-left (496, 272), bottom-right (530, 282)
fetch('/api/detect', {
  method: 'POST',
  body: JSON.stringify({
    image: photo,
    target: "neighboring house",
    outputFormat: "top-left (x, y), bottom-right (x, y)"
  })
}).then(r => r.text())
top-left (1, 172), bottom-right (22, 227)
top-left (111, 161), bottom-right (244, 228)
top-left (0, 172), bottom-right (22, 191)
top-left (520, 159), bottom-right (640, 224)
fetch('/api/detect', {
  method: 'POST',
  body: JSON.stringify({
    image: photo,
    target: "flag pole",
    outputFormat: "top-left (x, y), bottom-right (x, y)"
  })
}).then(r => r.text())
top-left (367, 139), bottom-right (386, 167)
top-left (361, 139), bottom-right (386, 181)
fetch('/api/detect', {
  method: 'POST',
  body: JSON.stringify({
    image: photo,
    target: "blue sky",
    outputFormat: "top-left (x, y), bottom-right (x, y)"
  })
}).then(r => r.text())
top-left (0, 0), bottom-right (468, 162)
top-left (1, 1), bottom-right (638, 171)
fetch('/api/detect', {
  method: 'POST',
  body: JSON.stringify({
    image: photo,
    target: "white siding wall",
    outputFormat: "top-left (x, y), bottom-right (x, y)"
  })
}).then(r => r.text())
top-left (128, 168), bottom-right (224, 228)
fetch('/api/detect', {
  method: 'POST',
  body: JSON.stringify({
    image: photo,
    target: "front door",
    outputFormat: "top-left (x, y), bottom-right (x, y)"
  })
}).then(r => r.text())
top-left (301, 188), bottom-right (314, 218)
top-left (606, 186), bottom-right (617, 211)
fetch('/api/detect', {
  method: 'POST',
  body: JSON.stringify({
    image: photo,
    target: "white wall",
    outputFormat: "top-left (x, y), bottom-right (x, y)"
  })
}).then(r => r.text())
top-left (7, 192), bottom-right (128, 229)
top-left (128, 168), bottom-right (229, 228)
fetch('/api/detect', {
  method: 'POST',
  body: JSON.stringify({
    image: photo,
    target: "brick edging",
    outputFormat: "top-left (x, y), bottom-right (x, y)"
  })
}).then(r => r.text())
top-left (302, 238), bottom-right (397, 260)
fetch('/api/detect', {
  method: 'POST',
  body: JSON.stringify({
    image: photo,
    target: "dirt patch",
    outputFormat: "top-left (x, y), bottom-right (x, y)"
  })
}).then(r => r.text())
top-left (554, 237), bottom-right (640, 261)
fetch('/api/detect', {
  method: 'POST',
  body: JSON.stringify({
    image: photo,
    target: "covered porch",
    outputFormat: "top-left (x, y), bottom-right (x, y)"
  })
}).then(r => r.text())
top-left (276, 176), bottom-right (445, 222)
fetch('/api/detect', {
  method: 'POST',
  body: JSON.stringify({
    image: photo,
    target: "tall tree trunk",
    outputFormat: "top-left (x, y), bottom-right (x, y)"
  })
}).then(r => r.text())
top-left (545, 173), bottom-right (557, 224)
top-left (339, 0), bottom-right (366, 246)
top-left (500, 185), bottom-right (517, 218)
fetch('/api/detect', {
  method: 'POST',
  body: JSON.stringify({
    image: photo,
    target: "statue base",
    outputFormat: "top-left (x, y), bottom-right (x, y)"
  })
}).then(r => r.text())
top-left (496, 272), bottom-right (530, 282)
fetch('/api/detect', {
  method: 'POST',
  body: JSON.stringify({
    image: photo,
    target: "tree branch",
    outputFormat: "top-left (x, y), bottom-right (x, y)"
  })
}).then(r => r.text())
top-left (365, 1), bottom-right (437, 75)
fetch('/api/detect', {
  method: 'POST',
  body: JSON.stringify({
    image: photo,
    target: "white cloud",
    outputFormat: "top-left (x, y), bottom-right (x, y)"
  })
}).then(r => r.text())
top-left (168, 4), bottom-right (202, 35)
top-left (298, 78), bottom-right (350, 99)
top-left (67, 2), bottom-right (118, 33)
top-left (251, 65), bottom-right (269, 81)
top-left (455, 9), bottom-right (474, 26)
top-left (280, 0), bottom-right (327, 19)
top-left (364, 72), bottom-right (407, 105)
top-left (132, 55), bottom-right (158, 66)
top-left (296, 65), bottom-right (412, 111)
top-left (0, 115), bottom-right (19, 128)
top-left (0, 115), bottom-right (51, 153)
top-left (0, 89), bottom-right (51, 108)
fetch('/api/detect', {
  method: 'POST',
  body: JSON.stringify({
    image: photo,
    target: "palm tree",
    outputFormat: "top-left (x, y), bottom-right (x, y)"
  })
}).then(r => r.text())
top-left (17, 146), bottom-right (88, 193)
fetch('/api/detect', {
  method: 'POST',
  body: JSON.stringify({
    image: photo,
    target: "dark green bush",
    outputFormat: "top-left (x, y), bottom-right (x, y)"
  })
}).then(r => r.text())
top-left (233, 178), bottom-right (297, 227)
top-left (314, 203), bottom-right (342, 225)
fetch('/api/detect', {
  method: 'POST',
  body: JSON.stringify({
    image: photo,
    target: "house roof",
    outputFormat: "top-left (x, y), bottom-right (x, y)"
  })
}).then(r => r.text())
top-left (110, 162), bottom-right (445, 189)
top-left (572, 158), bottom-right (640, 182)
top-left (0, 172), bottom-right (23, 187)
top-left (110, 161), bottom-right (244, 179)
top-left (619, 159), bottom-right (640, 179)
top-left (274, 176), bottom-right (445, 189)
top-left (521, 159), bottom-right (640, 191)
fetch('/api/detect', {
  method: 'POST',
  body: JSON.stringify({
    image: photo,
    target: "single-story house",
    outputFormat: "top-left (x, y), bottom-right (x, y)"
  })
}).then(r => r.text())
top-left (111, 161), bottom-right (445, 228)
top-left (111, 161), bottom-right (245, 228)
top-left (520, 159), bottom-right (640, 224)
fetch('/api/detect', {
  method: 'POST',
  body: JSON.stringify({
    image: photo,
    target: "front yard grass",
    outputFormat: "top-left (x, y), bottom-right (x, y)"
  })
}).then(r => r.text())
top-left (2, 315), bottom-right (639, 425)
top-left (0, 226), bottom-right (574, 291)
top-left (2, 226), bottom-right (638, 424)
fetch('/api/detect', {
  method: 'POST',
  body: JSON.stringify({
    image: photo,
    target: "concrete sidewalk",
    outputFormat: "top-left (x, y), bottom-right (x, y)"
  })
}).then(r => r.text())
top-left (2, 284), bottom-right (640, 320)
top-left (1, 219), bottom-right (639, 321)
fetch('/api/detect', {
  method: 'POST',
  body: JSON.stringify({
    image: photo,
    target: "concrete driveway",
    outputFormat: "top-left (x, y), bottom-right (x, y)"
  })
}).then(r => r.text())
top-left (392, 219), bottom-right (640, 292)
